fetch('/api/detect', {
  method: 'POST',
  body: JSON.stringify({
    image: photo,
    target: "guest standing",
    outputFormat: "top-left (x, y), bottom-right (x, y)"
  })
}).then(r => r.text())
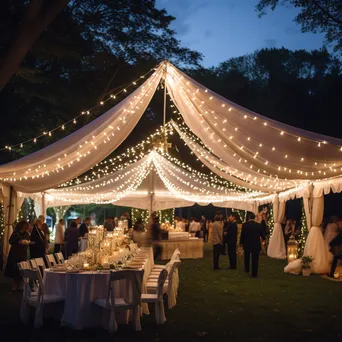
top-left (211, 215), bottom-right (223, 270)
top-left (240, 213), bottom-right (265, 277)
top-left (39, 215), bottom-right (50, 253)
top-left (325, 216), bottom-right (339, 263)
top-left (4, 220), bottom-right (30, 291)
top-left (133, 217), bottom-right (145, 232)
top-left (224, 213), bottom-right (238, 269)
top-left (208, 220), bottom-right (213, 244)
top-left (104, 217), bottom-right (114, 231)
top-left (151, 216), bottom-right (162, 261)
top-left (79, 217), bottom-right (91, 237)
top-left (190, 218), bottom-right (200, 236)
top-left (200, 215), bottom-right (207, 241)
top-left (329, 227), bottom-right (342, 278)
top-left (30, 218), bottom-right (46, 259)
top-left (64, 221), bottom-right (79, 258)
top-left (54, 219), bottom-right (65, 253)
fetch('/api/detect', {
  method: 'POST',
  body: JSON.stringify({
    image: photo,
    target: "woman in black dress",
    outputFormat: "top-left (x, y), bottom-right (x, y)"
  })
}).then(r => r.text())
top-left (30, 218), bottom-right (46, 259)
top-left (4, 220), bottom-right (31, 291)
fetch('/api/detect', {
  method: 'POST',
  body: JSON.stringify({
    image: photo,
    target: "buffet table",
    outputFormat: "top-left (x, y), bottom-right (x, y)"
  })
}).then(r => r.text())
top-left (168, 232), bottom-right (190, 240)
top-left (159, 237), bottom-right (203, 260)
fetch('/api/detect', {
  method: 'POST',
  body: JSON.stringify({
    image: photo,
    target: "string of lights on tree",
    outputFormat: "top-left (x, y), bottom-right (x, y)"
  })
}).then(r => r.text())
top-left (131, 208), bottom-right (175, 225)
top-left (2, 67), bottom-right (156, 153)
top-left (267, 205), bottom-right (274, 237)
top-left (298, 200), bottom-right (308, 256)
top-left (16, 198), bottom-right (36, 223)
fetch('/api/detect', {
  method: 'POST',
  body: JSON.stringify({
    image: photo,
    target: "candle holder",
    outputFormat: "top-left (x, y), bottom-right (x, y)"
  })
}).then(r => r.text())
top-left (287, 235), bottom-right (298, 263)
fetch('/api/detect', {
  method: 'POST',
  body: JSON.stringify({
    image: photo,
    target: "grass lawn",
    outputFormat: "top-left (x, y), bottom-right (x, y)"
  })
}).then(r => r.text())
top-left (1, 244), bottom-right (341, 342)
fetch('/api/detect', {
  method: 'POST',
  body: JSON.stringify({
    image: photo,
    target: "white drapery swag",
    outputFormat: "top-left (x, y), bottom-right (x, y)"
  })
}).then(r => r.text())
top-left (0, 67), bottom-right (163, 193)
top-left (1, 185), bottom-right (25, 259)
top-left (303, 189), bottom-right (329, 274)
top-left (44, 151), bottom-right (260, 212)
top-left (267, 195), bottom-right (286, 259)
top-left (165, 62), bottom-right (342, 189)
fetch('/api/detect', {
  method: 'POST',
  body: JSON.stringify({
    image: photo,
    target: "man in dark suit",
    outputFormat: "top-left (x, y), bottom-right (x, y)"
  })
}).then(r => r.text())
top-left (79, 217), bottom-right (90, 237)
top-left (224, 212), bottom-right (239, 269)
top-left (240, 213), bottom-right (266, 277)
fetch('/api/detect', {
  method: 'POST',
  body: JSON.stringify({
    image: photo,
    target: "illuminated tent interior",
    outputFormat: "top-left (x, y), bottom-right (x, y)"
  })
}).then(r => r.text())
top-left (1, 61), bottom-right (342, 274)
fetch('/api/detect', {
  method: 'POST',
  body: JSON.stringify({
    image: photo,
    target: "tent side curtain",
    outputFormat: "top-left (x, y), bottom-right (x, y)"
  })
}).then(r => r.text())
top-left (165, 62), bottom-right (342, 186)
top-left (0, 66), bottom-right (163, 193)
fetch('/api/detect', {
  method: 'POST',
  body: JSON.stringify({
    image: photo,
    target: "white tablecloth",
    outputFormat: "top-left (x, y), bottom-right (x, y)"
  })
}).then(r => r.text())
top-left (168, 232), bottom-right (189, 240)
top-left (159, 238), bottom-right (203, 260)
top-left (44, 247), bottom-right (153, 330)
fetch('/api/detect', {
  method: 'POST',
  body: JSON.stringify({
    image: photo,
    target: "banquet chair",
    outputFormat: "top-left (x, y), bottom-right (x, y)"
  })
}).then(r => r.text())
top-left (54, 252), bottom-right (65, 264)
top-left (152, 248), bottom-right (180, 271)
top-left (17, 261), bottom-right (31, 270)
top-left (45, 254), bottom-right (57, 268)
top-left (94, 269), bottom-right (144, 335)
top-left (19, 268), bottom-right (65, 328)
top-left (146, 260), bottom-right (181, 309)
top-left (141, 269), bottom-right (168, 324)
top-left (29, 258), bottom-right (46, 277)
top-left (150, 248), bottom-right (180, 288)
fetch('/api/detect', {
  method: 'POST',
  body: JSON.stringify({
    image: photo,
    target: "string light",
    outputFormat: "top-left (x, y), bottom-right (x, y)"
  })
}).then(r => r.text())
top-left (0, 68), bottom-right (163, 183)
top-left (165, 63), bottom-right (342, 180)
top-left (1, 66), bottom-right (157, 152)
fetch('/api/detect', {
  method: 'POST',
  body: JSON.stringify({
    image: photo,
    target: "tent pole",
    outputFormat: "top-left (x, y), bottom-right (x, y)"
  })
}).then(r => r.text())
top-left (163, 62), bottom-right (167, 143)
top-left (6, 186), bottom-right (13, 231)
top-left (149, 169), bottom-right (155, 216)
top-left (2, 186), bottom-right (13, 269)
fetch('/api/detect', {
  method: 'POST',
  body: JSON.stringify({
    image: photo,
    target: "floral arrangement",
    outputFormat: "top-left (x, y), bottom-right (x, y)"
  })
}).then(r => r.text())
top-left (301, 255), bottom-right (314, 269)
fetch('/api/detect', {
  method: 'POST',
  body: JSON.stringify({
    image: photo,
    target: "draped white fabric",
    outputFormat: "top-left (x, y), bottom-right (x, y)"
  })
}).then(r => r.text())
top-left (44, 151), bottom-right (259, 211)
top-left (1, 185), bottom-right (25, 258)
top-left (172, 121), bottom-right (270, 192)
top-left (303, 194), bottom-right (329, 274)
top-left (267, 196), bottom-right (286, 259)
top-left (0, 67), bottom-right (163, 193)
top-left (166, 62), bottom-right (342, 188)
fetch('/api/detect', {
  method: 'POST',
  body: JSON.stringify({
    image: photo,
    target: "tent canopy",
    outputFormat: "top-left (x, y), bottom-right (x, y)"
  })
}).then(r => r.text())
top-left (44, 151), bottom-right (259, 213)
top-left (1, 60), bottom-right (340, 268)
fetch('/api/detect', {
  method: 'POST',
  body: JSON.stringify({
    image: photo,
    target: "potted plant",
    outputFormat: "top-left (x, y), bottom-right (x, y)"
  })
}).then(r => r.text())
top-left (301, 255), bottom-right (314, 276)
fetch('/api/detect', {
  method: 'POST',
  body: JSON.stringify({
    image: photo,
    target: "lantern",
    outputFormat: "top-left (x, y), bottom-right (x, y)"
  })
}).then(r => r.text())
top-left (287, 235), bottom-right (298, 262)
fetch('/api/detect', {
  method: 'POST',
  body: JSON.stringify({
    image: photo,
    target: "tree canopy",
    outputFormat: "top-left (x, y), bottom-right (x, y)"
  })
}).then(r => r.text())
top-left (0, 0), bottom-right (202, 163)
top-left (256, 0), bottom-right (342, 53)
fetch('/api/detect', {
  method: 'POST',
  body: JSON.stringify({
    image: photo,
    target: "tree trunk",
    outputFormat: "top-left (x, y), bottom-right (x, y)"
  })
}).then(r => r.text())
top-left (0, 0), bottom-right (71, 92)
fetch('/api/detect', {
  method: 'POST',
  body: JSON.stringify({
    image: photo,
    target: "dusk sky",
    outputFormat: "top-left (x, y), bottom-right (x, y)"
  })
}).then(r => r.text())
top-left (156, 0), bottom-right (326, 67)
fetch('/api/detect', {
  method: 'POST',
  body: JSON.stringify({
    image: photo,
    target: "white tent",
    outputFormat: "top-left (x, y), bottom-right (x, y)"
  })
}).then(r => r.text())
top-left (43, 151), bottom-right (259, 213)
top-left (1, 61), bottom-right (341, 273)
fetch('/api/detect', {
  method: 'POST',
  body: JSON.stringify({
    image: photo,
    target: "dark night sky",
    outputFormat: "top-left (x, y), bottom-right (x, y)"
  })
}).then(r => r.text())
top-left (156, 0), bottom-right (326, 67)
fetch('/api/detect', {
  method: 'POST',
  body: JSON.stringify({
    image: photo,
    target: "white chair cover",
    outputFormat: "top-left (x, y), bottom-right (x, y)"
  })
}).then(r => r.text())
top-left (167, 261), bottom-right (181, 309)
top-left (54, 252), bottom-right (64, 264)
top-left (155, 269), bottom-right (168, 324)
top-left (45, 254), bottom-right (57, 268)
